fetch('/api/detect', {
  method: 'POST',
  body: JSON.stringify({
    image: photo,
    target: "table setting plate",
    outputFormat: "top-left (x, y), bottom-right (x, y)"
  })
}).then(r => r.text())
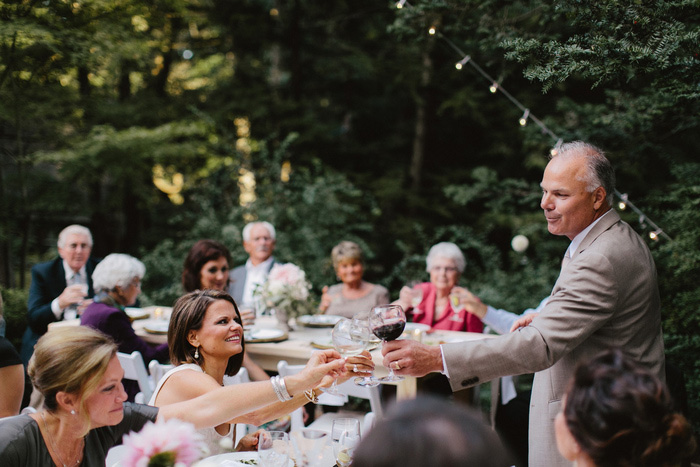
top-left (124, 307), bottom-right (150, 321)
top-left (245, 328), bottom-right (288, 343)
top-left (142, 321), bottom-right (170, 334)
top-left (195, 451), bottom-right (294, 466)
top-left (296, 314), bottom-right (343, 328)
top-left (404, 322), bottom-right (431, 333)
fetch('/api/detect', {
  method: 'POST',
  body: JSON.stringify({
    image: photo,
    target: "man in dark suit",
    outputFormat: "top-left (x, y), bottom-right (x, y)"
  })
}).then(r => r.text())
top-left (20, 225), bottom-right (100, 365)
top-left (381, 142), bottom-right (665, 467)
top-left (227, 221), bottom-right (278, 307)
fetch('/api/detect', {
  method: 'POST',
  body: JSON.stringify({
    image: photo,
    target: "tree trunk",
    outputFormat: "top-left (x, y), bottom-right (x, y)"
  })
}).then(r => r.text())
top-left (409, 41), bottom-right (435, 193)
top-left (289, 0), bottom-right (302, 102)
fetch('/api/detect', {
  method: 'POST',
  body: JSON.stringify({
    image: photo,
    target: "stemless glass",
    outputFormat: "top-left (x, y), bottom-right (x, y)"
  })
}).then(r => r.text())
top-left (322, 318), bottom-right (368, 395)
top-left (258, 431), bottom-right (290, 467)
top-left (331, 418), bottom-right (361, 467)
top-left (370, 304), bottom-right (406, 383)
top-left (290, 429), bottom-right (328, 467)
top-left (449, 291), bottom-right (464, 322)
top-left (351, 310), bottom-right (379, 387)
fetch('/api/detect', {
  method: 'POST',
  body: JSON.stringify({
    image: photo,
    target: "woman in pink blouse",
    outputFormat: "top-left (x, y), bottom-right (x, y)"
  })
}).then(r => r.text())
top-left (395, 242), bottom-right (483, 333)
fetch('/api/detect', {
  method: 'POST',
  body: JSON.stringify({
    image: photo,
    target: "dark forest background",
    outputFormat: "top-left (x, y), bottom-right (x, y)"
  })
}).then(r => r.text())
top-left (1, 0), bottom-right (699, 430)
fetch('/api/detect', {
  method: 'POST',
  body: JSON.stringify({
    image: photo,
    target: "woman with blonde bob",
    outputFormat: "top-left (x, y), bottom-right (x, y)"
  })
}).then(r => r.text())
top-left (0, 326), bottom-right (345, 465)
top-left (319, 241), bottom-right (389, 318)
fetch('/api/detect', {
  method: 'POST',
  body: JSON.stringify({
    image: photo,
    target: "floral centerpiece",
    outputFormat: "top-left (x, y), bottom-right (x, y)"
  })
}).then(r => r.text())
top-left (122, 418), bottom-right (207, 466)
top-left (255, 263), bottom-right (316, 324)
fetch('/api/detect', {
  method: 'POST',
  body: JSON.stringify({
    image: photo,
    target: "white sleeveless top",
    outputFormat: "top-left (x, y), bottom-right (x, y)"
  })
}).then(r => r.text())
top-left (149, 363), bottom-right (234, 455)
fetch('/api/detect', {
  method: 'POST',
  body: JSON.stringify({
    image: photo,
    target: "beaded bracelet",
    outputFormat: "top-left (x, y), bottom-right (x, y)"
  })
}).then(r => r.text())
top-left (304, 389), bottom-right (319, 404)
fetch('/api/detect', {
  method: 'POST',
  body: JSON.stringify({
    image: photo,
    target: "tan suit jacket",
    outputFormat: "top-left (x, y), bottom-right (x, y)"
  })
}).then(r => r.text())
top-left (443, 210), bottom-right (665, 467)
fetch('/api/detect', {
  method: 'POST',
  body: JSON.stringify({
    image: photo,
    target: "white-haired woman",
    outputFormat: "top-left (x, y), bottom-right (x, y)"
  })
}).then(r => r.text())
top-left (81, 253), bottom-right (169, 401)
top-left (396, 242), bottom-right (483, 332)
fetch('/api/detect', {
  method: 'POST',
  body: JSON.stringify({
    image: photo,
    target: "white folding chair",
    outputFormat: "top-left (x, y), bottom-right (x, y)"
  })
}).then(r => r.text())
top-left (223, 367), bottom-right (251, 446)
top-left (148, 360), bottom-right (174, 386)
top-left (277, 360), bottom-right (382, 434)
top-left (117, 351), bottom-right (152, 404)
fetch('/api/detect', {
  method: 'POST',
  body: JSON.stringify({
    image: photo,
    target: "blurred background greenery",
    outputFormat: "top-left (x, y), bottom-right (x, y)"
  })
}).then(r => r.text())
top-left (1, 0), bottom-right (698, 431)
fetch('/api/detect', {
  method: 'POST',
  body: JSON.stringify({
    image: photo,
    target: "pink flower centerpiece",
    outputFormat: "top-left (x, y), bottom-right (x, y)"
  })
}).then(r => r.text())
top-left (255, 263), bottom-right (315, 322)
top-left (122, 418), bottom-right (206, 466)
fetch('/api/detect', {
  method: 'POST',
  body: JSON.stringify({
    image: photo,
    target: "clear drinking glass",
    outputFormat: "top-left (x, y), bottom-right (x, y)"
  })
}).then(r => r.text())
top-left (258, 431), bottom-right (290, 467)
top-left (331, 418), bottom-right (361, 467)
top-left (449, 291), bottom-right (464, 322)
top-left (352, 310), bottom-right (379, 387)
top-left (322, 318), bottom-right (368, 395)
top-left (370, 304), bottom-right (406, 383)
top-left (290, 429), bottom-right (328, 467)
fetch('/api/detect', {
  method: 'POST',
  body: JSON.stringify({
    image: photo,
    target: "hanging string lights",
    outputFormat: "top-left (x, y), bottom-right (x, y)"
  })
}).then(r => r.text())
top-left (392, 0), bottom-right (669, 241)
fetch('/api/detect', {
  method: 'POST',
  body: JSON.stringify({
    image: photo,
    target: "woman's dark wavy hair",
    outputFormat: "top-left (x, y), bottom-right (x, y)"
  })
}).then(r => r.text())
top-left (564, 349), bottom-right (696, 467)
top-left (168, 290), bottom-right (244, 377)
top-left (182, 239), bottom-right (231, 292)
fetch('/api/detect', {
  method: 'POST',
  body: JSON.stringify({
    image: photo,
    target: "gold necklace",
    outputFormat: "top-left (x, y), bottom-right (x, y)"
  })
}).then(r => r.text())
top-left (40, 411), bottom-right (84, 467)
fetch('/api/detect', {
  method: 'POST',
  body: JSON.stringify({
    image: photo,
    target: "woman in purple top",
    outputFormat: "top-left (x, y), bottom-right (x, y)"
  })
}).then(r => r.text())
top-left (81, 254), bottom-right (169, 401)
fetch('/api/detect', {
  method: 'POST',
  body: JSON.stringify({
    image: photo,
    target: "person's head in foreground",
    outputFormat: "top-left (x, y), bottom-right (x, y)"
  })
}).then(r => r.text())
top-left (352, 396), bottom-right (514, 467)
top-left (555, 348), bottom-right (696, 467)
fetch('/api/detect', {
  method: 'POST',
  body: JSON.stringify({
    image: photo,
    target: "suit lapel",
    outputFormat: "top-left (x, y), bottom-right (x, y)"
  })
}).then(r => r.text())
top-left (571, 210), bottom-right (621, 260)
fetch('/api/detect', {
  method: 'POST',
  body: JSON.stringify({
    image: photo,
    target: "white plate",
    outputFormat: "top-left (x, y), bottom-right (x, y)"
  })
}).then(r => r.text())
top-left (197, 451), bottom-right (294, 466)
top-left (143, 321), bottom-right (169, 334)
top-left (245, 328), bottom-right (287, 342)
top-left (296, 314), bottom-right (343, 327)
top-left (404, 322), bottom-right (431, 333)
top-left (125, 307), bottom-right (149, 320)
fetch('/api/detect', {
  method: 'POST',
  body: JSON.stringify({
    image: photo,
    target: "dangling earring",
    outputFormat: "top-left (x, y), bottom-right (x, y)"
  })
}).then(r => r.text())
top-left (194, 347), bottom-right (199, 359)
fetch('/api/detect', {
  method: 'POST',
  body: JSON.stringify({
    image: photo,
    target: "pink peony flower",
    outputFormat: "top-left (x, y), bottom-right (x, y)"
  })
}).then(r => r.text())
top-left (122, 419), bottom-right (206, 467)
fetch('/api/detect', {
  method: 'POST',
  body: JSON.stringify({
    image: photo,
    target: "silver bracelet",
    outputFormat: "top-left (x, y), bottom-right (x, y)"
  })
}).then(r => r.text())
top-left (278, 376), bottom-right (292, 401)
top-left (271, 376), bottom-right (291, 402)
top-left (270, 376), bottom-right (285, 402)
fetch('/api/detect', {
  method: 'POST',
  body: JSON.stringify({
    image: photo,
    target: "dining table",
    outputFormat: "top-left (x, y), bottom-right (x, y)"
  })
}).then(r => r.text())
top-left (49, 307), bottom-right (495, 400)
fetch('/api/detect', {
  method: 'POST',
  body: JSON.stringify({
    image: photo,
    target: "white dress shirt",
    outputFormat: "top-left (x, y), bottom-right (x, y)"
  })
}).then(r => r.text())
top-left (242, 257), bottom-right (274, 305)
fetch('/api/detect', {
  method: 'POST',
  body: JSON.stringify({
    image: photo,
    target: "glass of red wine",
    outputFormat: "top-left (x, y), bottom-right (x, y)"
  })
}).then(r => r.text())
top-left (369, 304), bottom-right (406, 383)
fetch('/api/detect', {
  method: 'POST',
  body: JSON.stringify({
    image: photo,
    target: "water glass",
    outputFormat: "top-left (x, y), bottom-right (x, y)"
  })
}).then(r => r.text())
top-left (331, 418), bottom-right (361, 467)
top-left (290, 429), bottom-right (328, 467)
top-left (258, 431), bottom-right (290, 467)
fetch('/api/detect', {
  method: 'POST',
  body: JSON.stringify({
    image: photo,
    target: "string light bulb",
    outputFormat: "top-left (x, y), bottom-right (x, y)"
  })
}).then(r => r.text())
top-left (519, 109), bottom-right (530, 126)
top-left (649, 229), bottom-right (662, 241)
top-left (455, 55), bottom-right (471, 70)
top-left (618, 193), bottom-right (628, 210)
top-left (550, 138), bottom-right (563, 156)
top-left (386, 2), bottom-right (666, 242)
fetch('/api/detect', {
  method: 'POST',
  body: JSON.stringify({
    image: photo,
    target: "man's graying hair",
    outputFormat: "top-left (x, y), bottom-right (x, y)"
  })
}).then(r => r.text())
top-left (553, 141), bottom-right (615, 206)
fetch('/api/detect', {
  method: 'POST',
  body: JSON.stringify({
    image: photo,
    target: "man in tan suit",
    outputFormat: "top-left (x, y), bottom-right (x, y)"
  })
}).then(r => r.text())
top-left (383, 141), bottom-right (665, 467)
